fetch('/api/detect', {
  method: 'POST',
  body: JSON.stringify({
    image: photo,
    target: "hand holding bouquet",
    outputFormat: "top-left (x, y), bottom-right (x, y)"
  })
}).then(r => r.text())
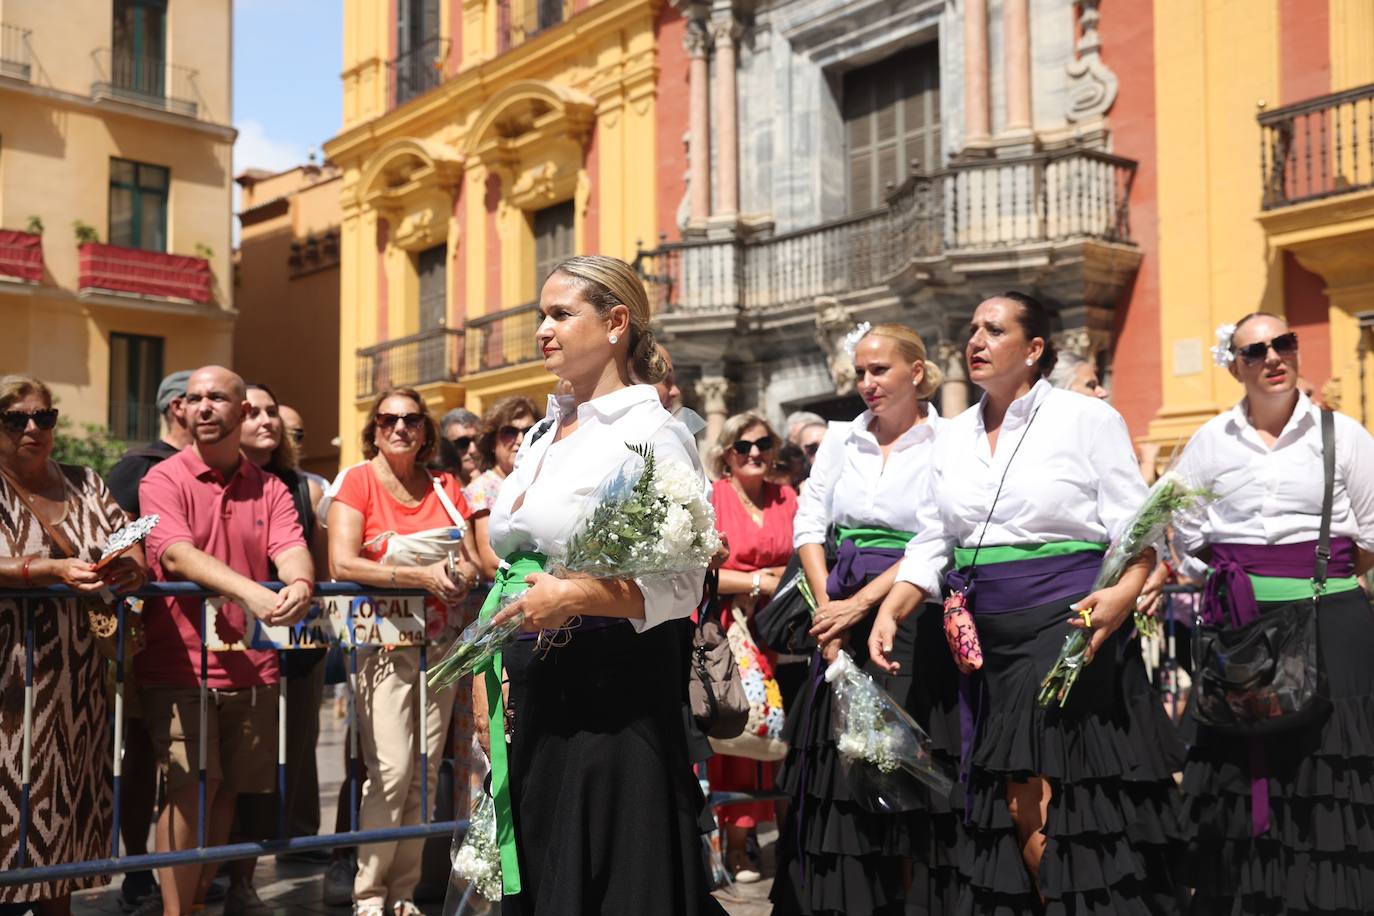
top-left (1038, 470), bottom-right (1217, 708)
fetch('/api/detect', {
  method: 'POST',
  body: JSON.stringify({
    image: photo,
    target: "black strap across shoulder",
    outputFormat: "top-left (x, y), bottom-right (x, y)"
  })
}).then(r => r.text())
top-left (1315, 408), bottom-right (1334, 591)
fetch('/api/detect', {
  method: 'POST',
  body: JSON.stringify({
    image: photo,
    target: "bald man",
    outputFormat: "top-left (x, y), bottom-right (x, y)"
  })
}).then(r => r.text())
top-left (137, 365), bottom-right (314, 916)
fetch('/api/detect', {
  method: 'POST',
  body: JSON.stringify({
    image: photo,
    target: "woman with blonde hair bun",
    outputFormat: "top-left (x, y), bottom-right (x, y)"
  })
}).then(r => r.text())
top-left (772, 322), bottom-right (962, 916)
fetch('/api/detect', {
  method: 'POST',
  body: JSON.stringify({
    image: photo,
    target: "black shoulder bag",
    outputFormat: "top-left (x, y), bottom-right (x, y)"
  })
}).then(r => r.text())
top-left (688, 570), bottom-right (750, 739)
top-left (1190, 409), bottom-right (1334, 736)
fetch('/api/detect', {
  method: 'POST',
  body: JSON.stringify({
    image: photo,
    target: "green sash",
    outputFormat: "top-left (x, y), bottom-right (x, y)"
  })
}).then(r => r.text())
top-left (835, 526), bottom-right (915, 549)
top-left (952, 539), bottom-right (1107, 569)
top-left (478, 550), bottom-right (547, 896)
top-left (1247, 572), bottom-right (1361, 602)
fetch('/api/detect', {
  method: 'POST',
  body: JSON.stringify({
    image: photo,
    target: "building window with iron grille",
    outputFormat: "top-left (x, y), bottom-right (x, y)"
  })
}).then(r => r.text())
top-left (113, 0), bottom-right (167, 99)
top-left (417, 243), bottom-right (447, 329)
top-left (108, 332), bottom-right (164, 443)
top-left (109, 158), bottom-right (169, 251)
top-left (842, 42), bottom-right (941, 213)
top-left (394, 0), bottom-right (443, 106)
top-left (532, 200), bottom-right (574, 293)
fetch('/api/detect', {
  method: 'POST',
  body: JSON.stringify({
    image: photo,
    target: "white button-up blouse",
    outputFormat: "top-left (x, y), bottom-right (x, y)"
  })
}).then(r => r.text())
top-left (895, 379), bottom-right (1148, 598)
top-left (792, 406), bottom-right (942, 548)
top-left (486, 384), bottom-right (708, 632)
top-left (1172, 392), bottom-right (1374, 557)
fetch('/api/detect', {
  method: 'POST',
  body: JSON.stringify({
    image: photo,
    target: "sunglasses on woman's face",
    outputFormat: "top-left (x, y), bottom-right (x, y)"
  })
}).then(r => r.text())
top-left (1, 408), bottom-right (59, 433)
top-left (499, 423), bottom-right (534, 442)
top-left (376, 412), bottom-right (425, 431)
top-left (731, 435), bottom-right (775, 456)
top-left (1235, 332), bottom-right (1298, 366)
top-left (288, 428), bottom-right (306, 444)
top-left (447, 434), bottom-right (474, 452)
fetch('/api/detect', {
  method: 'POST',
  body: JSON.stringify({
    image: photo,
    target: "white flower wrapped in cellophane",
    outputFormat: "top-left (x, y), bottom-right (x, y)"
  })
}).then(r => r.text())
top-left (825, 651), bottom-right (954, 813)
top-left (445, 752), bottom-right (502, 908)
top-left (429, 442), bottom-right (720, 689)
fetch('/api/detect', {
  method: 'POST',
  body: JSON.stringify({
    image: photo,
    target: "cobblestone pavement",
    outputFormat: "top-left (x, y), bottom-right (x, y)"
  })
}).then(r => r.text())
top-left (69, 695), bottom-right (777, 915)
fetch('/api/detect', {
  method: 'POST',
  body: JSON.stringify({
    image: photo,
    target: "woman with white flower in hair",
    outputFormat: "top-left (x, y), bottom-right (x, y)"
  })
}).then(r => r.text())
top-left (1174, 313), bottom-right (1374, 914)
top-left (479, 255), bottom-right (726, 916)
top-left (770, 322), bottom-right (961, 916)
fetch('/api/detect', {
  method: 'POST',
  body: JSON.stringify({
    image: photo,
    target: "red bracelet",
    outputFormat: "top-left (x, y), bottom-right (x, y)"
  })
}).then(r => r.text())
top-left (1161, 560), bottom-right (1175, 580)
top-left (290, 577), bottom-right (314, 597)
top-left (21, 557), bottom-right (33, 588)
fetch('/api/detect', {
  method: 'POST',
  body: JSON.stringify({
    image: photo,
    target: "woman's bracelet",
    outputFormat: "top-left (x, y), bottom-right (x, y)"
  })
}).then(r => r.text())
top-left (21, 557), bottom-right (34, 588)
top-left (750, 572), bottom-right (762, 599)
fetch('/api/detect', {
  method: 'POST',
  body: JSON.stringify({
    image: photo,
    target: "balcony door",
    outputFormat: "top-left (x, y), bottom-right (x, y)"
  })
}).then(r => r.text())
top-left (113, 0), bottom-right (166, 98)
top-left (843, 42), bottom-right (941, 213)
top-left (533, 200), bottom-right (574, 293)
top-left (416, 244), bottom-right (448, 381)
top-left (396, 0), bottom-right (441, 103)
top-left (108, 332), bottom-right (164, 443)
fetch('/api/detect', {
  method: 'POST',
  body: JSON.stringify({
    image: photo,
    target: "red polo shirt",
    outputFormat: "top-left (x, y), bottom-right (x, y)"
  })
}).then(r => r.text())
top-left (136, 447), bottom-right (306, 688)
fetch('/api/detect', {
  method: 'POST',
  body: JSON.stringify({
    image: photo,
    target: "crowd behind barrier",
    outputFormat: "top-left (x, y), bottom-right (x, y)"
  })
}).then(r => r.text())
top-left (0, 577), bottom-right (1208, 892)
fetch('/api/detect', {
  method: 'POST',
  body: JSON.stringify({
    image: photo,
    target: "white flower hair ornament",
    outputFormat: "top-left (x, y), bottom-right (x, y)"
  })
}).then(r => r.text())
top-left (1210, 323), bottom-right (1237, 368)
top-left (840, 322), bottom-right (873, 361)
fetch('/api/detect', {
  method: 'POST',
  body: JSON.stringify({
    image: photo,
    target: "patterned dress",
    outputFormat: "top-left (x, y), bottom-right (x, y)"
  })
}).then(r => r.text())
top-left (0, 464), bottom-right (127, 902)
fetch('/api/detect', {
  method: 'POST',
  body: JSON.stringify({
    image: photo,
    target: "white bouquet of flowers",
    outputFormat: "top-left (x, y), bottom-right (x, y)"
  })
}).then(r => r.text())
top-left (429, 442), bottom-right (720, 689)
top-left (826, 651), bottom-right (954, 813)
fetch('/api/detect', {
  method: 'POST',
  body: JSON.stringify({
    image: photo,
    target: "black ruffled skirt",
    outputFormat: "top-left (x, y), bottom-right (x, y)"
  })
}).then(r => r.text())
top-left (500, 619), bottom-right (726, 916)
top-left (959, 594), bottom-right (1183, 916)
top-left (1180, 588), bottom-right (1374, 915)
top-left (771, 603), bottom-right (964, 916)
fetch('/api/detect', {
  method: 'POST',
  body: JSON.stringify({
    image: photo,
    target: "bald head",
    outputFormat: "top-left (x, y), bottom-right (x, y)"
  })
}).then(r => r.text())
top-left (184, 365), bottom-right (248, 447)
top-left (189, 365), bottom-right (246, 400)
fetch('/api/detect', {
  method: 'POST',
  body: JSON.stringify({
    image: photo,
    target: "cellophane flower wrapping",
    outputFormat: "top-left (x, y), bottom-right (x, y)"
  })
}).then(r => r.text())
top-left (429, 442), bottom-right (720, 690)
top-left (1038, 470), bottom-right (1218, 708)
top-left (445, 752), bottom-right (502, 909)
top-left (825, 650), bottom-right (954, 812)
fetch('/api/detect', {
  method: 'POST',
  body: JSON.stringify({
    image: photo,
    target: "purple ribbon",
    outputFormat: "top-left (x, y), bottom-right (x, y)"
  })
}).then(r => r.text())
top-left (1201, 537), bottom-right (1356, 837)
top-left (944, 550), bottom-right (1103, 821)
top-left (826, 542), bottom-right (906, 601)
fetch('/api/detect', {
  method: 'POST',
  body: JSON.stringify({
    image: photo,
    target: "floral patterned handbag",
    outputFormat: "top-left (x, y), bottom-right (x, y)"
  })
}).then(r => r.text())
top-left (708, 607), bottom-right (788, 762)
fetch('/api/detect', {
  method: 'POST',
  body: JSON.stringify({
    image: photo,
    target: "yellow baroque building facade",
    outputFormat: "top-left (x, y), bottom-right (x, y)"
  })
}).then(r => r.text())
top-left (324, 0), bottom-right (687, 465)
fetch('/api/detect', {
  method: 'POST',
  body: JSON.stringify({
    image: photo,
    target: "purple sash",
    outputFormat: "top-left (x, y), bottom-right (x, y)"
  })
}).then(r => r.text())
top-left (1201, 537), bottom-right (1356, 836)
top-left (826, 542), bottom-right (906, 601)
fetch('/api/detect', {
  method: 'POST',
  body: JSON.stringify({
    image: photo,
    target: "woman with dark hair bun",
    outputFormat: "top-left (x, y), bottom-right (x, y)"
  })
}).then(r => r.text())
top-left (870, 293), bottom-right (1184, 915)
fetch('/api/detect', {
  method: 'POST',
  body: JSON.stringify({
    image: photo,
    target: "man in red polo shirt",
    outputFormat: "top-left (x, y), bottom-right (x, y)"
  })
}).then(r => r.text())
top-left (137, 365), bottom-right (314, 916)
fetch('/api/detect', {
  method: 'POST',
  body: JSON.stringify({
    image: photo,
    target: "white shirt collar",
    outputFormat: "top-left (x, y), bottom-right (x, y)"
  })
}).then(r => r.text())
top-left (975, 377), bottom-right (1052, 435)
top-left (544, 384), bottom-right (661, 424)
top-left (1223, 391), bottom-right (1316, 446)
top-left (847, 403), bottom-right (942, 449)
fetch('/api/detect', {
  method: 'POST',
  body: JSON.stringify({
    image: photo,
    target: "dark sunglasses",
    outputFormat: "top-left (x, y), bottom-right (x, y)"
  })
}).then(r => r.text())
top-left (288, 428), bottom-right (306, 444)
top-left (1, 408), bottom-right (59, 432)
top-left (731, 435), bottom-right (775, 456)
top-left (1235, 332), bottom-right (1298, 366)
top-left (448, 434), bottom-right (474, 452)
top-left (803, 441), bottom-right (821, 457)
top-left (376, 412), bottom-right (425, 430)
top-left (499, 424), bottom-right (534, 441)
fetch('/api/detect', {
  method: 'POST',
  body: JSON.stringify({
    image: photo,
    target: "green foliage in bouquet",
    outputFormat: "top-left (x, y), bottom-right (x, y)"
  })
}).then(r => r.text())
top-left (559, 443), bottom-right (665, 575)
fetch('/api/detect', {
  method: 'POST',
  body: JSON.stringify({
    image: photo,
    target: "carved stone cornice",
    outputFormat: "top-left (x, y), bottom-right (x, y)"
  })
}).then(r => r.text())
top-left (683, 19), bottom-right (710, 59)
top-left (694, 376), bottom-right (733, 416)
top-left (1066, 0), bottom-right (1119, 123)
top-left (813, 297), bottom-right (858, 395)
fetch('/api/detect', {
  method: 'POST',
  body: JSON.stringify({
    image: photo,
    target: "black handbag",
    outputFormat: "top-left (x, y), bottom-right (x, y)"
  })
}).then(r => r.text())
top-left (754, 541), bottom-right (836, 655)
top-left (1189, 409), bottom-right (1334, 736)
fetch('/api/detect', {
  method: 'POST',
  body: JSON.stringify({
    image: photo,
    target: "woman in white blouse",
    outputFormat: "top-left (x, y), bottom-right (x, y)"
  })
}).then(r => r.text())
top-left (870, 292), bottom-right (1182, 915)
top-left (1173, 313), bottom-right (1374, 914)
top-left (770, 324), bottom-right (960, 916)
top-left (477, 256), bottom-right (724, 916)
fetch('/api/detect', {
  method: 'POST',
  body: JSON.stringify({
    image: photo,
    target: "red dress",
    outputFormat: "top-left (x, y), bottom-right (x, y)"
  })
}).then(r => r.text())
top-left (707, 477), bottom-right (798, 829)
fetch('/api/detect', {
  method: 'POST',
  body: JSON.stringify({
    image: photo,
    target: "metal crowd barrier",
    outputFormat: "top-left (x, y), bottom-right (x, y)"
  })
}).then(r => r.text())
top-left (0, 580), bottom-right (464, 888)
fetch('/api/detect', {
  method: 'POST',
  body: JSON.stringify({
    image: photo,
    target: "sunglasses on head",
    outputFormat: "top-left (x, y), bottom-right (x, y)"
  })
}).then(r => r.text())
top-left (1, 408), bottom-right (59, 433)
top-left (499, 423), bottom-right (534, 441)
top-left (376, 412), bottom-right (425, 431)
top-left (731, 435), bottom-right (775, 456)
top-left (448, 434), bottom-right (474, 452)
top-left (1234, 332), bottom-right (1299, 366)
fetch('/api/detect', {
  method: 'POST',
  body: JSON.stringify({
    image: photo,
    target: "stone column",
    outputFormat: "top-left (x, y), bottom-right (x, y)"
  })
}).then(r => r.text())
top-left (695, 375), bottom-right (732, 451)
top-left (685, 18), bottom-right (711, 231)
top-left (710, 14), bottom-right (740, 219)
top-left (963, 0), bottom-right (991, 146)
top-left (938, 343), bottom-right (970, 415)
top-left (1003, 0), bottom-right (1033, 135)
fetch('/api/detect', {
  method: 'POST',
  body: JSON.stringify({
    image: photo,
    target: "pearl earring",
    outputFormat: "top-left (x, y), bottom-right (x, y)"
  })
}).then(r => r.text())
top-left (1025, 358), bottom-right (1034, 366)
top-left (609, 334), bottom-right (619, 345)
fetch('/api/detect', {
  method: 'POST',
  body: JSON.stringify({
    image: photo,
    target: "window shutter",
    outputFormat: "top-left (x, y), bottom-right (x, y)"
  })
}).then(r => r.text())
top-left (843, 42), bottom-right (941, 212)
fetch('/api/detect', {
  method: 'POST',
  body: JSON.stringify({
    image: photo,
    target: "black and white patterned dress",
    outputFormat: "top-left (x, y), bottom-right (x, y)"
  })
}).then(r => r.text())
top-left (0, 464), bottom-right (126, 902)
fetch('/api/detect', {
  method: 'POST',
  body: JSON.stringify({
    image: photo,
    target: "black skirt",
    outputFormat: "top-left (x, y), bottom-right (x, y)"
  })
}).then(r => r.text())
top-left (1180, 588), bottom-right (1374, 915)
top-left (771, 603), bottom-right (964, 916)
top-left (500, 618), bottom-right (726, 916)
top-left (960, 593), bottom-right (1183, 916)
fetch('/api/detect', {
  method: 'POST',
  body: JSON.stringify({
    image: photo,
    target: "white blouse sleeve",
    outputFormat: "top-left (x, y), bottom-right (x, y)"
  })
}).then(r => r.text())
top-left (1089, 407), bottom-right (1150, 543)
top-left (895, 458), bottom-right (955, 599)
top-left (793, 424), bottom-right (844, 548)
top-left (1169, 433), bottom-right (1211, 560)
top-left (629, 423), bottom-right (709, 633)
top-left (1337, 415), bottom-right (1374, 552)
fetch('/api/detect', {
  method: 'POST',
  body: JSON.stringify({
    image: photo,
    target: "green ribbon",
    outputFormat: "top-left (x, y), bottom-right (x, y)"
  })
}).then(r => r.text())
top-left (1246, 572), bottom-right (1361, 602)
top-left (835, 526), bottom-right (915, 549)
top-left (478, 549), bottom-right (547, 897)
top-left (952, 539), bottom-right (1107, 569)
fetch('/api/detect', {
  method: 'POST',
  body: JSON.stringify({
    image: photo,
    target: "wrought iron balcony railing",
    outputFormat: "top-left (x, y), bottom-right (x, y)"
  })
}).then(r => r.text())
top-left (498, 0), bottom-right (569, 52)
top-left (636, 149), bottom-right (1136, 315)
top-left (91, 48), bottom-right (198, 117)
top-left (464, 302), bottom-right (543, 374)
top-left (1, 23), bottom-right (31, 81)
top-left (1259, 82), bottom-right (1374, 210)
top-left (356, 327), bottom-right (465, 399)
top-left (108, 401), bottom-right (160, 444)
top-left (390, 36), bottom-right (450, 108)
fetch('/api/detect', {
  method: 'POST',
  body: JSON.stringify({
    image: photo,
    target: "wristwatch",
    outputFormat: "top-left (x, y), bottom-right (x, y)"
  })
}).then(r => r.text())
top-left (750, 573), bottom-right (762, 599)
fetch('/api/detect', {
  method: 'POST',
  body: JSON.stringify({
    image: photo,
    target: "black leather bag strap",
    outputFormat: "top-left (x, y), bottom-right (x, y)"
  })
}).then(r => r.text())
top-left (1315, 409), bottom-right (1335, 591)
